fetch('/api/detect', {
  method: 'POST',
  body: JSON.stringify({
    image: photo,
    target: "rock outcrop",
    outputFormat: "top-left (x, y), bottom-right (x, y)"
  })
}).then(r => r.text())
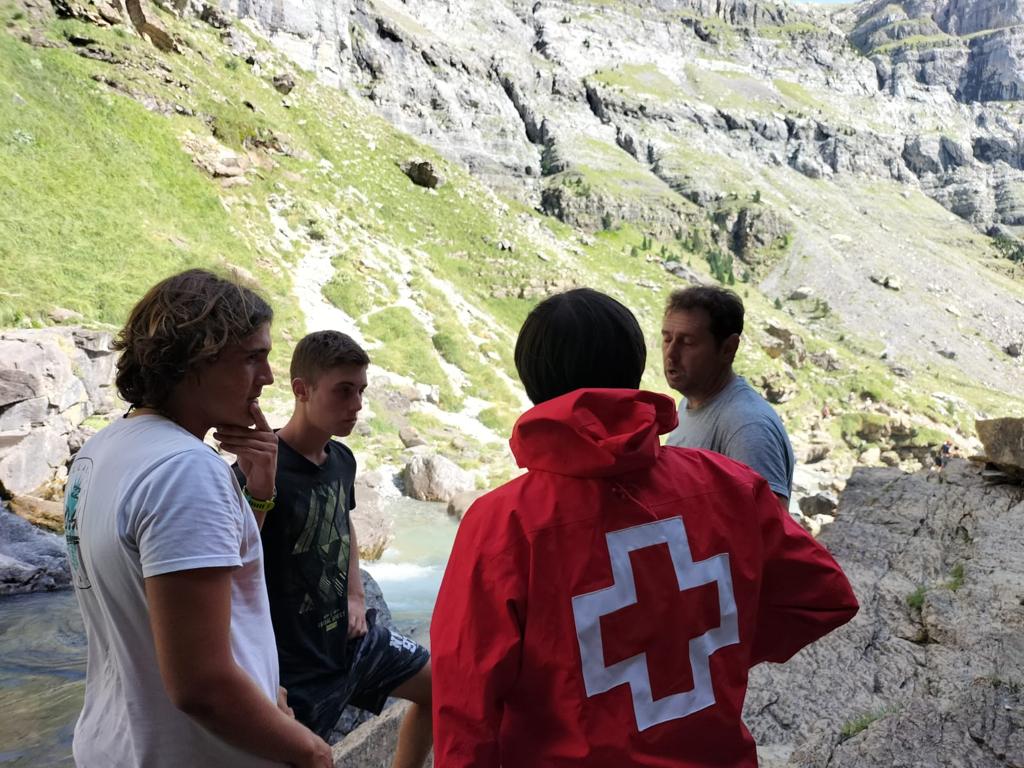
top-left (0, 328), bottom-right (117, 496)
top-left (0, 503), bottom-right (70, 595)
top-left (744, 461), bottom-right (1024, 765)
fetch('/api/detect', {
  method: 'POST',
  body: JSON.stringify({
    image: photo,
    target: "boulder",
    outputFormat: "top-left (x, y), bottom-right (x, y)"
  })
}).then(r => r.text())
top-left (756, 373), bottom-right (796, 405)
top-left (0, 328), bottom-right (117, 494)
top-left (0, 505), bottom-right (69, 595)
top-left (798, 492), bottom-right (838, 518)
top-left (446, 489), bottom-right (486, 521)
top-left (0, 367), bottom-right (40, 408)
top-left (859, 445), bottom-right (882, 465)
top-left (788, 286), bottom-right (813, 301)
top-left (272, 72), bottom-right (296, 95)
top-left (350, 481), bottom-right (394, 560)
top-left (975, 417), bottom-right (1024, 473)
top-left (744, 462), bottom-right (1024, 762)
top-left (0, 427), bottom-right (69, 496)
top-left (880, 450), bottom-right (901, 467)
top-left (401, 159), bottom-right (444, 189)
top-left (402, 453), bottom-right (474, 502)
top-left (763, 323), bottom-right (806, 367)
top-left (332, 700), bottom-right (434, 767)
top-left (398, 425), bottom-right (427, 448)
top-left (809, 350), bottom-right (842, 372)
top-left (8, 494), bottom-right (63, 533)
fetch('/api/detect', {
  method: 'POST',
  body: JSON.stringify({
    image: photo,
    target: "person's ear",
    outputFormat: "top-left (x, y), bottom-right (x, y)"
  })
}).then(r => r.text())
top-left (292, 377), bottom-right (309, 402)
top-left (723, 333), bottom-right (740, 362)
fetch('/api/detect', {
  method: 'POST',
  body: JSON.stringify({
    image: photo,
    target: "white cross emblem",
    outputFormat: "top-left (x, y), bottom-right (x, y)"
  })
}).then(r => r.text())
top-left (571, 517), bottom-right (739, 731)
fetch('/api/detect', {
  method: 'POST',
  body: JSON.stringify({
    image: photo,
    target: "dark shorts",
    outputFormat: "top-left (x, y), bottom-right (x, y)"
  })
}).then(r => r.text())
top-left (290, 609), bottom-right (430, 739)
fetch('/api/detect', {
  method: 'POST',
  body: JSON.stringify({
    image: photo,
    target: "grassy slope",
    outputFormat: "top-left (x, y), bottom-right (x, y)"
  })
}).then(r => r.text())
top-left (1, 0), bottom-right (1019, 476)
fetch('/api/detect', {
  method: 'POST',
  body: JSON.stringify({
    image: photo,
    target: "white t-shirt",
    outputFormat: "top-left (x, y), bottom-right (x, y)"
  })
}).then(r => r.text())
top-left (64, 414), bottom-right (283, 768)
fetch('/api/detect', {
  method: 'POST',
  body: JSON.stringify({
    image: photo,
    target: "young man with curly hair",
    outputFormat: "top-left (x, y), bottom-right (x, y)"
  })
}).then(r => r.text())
top-left (63, 269), bottom-right (332, 768)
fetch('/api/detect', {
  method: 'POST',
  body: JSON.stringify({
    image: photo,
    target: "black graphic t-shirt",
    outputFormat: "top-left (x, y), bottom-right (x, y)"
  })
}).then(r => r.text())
top-left (234, 437), bottom-right (357, 688)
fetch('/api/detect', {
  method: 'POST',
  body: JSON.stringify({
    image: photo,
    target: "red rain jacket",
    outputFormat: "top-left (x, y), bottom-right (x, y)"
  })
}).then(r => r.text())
top-left (431, 389), bottom-right (858, 767)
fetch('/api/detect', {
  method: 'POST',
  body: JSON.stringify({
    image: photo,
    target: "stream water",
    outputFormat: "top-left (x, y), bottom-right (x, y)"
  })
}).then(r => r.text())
top-left (0, 497), bottom-right (458, 766)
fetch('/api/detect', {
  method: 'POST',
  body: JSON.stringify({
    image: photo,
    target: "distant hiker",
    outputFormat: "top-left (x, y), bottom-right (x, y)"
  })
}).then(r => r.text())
top-left (233, 330), bottom-right (432, 768)
top-left (662, 286), bottom-right (796, 507)
top-left (431, 288), bottom-right (858, 767)
top-left (63, 270), bottom-right (332, 768)
top-left (939, 439), bottom-right (954, 468)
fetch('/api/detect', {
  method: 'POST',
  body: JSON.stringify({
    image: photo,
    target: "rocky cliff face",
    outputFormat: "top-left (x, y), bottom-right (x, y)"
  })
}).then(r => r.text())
top-left (0, 328), bottom-right (117, 497)
top-left (215, 0), bottom-right (1024, 396)
top-left (744, 460), bottom-right (1024, 765)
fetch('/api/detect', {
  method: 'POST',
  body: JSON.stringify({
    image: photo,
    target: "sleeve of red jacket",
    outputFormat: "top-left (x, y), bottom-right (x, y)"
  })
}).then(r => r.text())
top-left (430, 502), bottom-right (526, 768)
top-left (749, 478), bottom-right (859, 666)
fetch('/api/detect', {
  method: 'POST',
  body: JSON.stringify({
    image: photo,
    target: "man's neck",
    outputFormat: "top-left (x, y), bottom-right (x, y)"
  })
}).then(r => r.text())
top-left (143, 399), bottom-right (208, 440)
top-left (277, 415), bottom-right (331, 466)
top-left (685, 370), bottom-right (736, 411)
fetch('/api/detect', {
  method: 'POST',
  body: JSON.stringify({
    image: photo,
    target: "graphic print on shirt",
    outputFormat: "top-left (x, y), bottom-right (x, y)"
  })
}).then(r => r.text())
top-left (572, 516), bottom-right (738, 731)
top-left (64, 457), bottom-right (93, 589)
top-left (290, 479), bottom-right (350, 634)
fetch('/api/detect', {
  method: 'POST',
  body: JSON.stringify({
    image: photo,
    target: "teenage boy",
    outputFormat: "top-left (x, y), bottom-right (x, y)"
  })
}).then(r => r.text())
top-left (63, 269), bottom-right (332, 767)
top-left (233, 330), bottom-right (432, 768)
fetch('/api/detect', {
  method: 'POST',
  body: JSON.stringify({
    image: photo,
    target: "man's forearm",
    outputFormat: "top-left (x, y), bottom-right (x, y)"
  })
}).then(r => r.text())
top-left (177, 663), bottom-right (325, 765)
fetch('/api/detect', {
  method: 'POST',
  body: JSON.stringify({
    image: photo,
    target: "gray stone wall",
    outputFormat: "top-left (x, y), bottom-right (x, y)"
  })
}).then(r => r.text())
top-left (0, 328), bottom-right (118, 496)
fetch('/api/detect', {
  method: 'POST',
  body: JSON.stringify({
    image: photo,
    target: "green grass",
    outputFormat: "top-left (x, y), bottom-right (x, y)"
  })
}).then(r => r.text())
top-left (839, 708), bottom-right (890, 740)
top-left (589, 64), bottom-right (681, 101)
top-left (946, 563), bottom-right (965, 592)
top-left (363, 306), bottom-right (461, 408)
top-left (906, 585), bottom-right (926, 611)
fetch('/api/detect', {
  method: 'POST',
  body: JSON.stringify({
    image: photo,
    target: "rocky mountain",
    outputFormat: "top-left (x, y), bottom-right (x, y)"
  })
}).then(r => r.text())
top-left (747, 459), bottom-right (1024, 766)
top-left (2, 0), bottom-right (1023, 507)
top-left (213, 0), bottom-right (1024, 392)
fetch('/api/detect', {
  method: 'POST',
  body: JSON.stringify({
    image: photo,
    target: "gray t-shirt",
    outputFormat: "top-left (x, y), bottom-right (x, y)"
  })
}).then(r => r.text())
top-left (665, 375), bottom-right (795, 501)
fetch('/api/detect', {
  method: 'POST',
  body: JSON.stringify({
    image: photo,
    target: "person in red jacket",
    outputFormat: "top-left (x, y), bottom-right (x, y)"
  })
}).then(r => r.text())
top-left (430, 288), bottom-right (859, 768)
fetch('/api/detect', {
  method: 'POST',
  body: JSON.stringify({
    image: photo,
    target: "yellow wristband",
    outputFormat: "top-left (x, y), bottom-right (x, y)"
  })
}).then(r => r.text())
top-left (243, 487), bottom-right (276, 514)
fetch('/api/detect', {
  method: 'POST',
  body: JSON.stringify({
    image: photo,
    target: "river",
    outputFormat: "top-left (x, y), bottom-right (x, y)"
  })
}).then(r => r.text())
top-left (0, 498), bottom-right (458, 766)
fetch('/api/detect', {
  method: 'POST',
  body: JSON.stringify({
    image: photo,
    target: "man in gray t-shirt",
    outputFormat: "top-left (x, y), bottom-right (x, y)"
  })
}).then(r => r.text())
top-left (661, 286), bottom-right (796, 505)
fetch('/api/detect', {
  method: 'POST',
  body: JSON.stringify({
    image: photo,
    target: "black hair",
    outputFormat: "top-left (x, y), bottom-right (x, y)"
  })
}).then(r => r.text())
top-left (514, 288), bottom-right (646, 405)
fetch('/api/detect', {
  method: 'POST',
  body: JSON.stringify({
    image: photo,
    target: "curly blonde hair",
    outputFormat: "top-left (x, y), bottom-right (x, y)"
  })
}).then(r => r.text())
top-left (114, 269), bottom-right (273, 409)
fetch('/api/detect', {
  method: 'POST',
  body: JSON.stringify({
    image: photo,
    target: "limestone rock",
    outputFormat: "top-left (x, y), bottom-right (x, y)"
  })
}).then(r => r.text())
top-left (859, 445), bottom-right (882, 464)
top-left (446, 489), bottom-right (485, 521)
top-left (975, 417), bottom-right (1024, 473)
top-left (272, 72), bottom-right (296, 95)
top-left (0, 328), bottom-right (117, 494)
top-left (8, 494), bottom-right (63, 533)
top-left (398, 425), bottom-right (427, 448)
top-left (744, 462), bottom-right (1024, 762)
top-left (763, 323), bottom-right (806, 367)
top-left (756, 373), bottom-right (796, 405)
top-left (880, 450), bottom-right (901, 467)
top-left (47, 306), bottom-right (83, 324)
top-left (0, 505), bottom-right (70, 595)
top-left (401, 159), bottom-right (443, 189)
top-left (332, 700), bottom-right (434, 766)
top-left (402, 453), bottom-right (473, 502)
top-left (350, 481), bottom-right (394, 560)
top-left (788, 286), bottom-right (813, 301)
top-left (798, 492), bottom-right (837, 519)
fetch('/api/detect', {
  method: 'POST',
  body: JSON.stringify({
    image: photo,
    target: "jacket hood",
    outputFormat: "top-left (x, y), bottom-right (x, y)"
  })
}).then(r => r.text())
top-left (509, 388), bottom-right (679, 478)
